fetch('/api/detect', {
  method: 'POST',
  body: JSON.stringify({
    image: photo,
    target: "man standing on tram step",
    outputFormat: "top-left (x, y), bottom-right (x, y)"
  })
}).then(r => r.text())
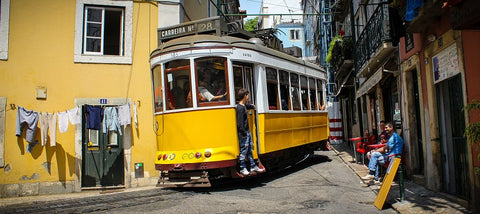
top-left (362, 122), bottom-right (403, 182)
top-left (236, 89), bottom-right (265, 176)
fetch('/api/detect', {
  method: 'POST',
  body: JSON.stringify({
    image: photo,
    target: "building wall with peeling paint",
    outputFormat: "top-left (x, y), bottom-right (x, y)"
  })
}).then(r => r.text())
top-left (0, 0), bottom-right (159, 197)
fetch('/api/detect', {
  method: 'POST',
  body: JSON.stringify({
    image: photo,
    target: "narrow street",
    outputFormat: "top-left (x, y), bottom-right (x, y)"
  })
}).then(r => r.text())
top-left (0, 149), bottom-right (396, 213)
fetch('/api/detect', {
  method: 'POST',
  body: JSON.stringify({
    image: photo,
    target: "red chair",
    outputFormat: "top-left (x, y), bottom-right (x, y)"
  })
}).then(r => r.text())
top-left (356, 135), bottom-right (376, 164)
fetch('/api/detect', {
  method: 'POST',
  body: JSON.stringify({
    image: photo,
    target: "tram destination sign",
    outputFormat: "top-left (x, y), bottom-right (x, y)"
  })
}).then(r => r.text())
top-left (159, 19), bottom-right (218, 42)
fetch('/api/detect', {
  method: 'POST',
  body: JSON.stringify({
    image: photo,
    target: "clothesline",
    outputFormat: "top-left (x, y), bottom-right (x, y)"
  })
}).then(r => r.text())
top-left (15, 103), bottom-right (138, 147)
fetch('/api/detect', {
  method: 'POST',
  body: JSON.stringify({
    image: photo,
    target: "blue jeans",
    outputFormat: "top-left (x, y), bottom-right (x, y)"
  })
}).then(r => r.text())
top-left (238, 132), bottom-right (255, 169)
top-left (368, 152), bottom-right (388, 180)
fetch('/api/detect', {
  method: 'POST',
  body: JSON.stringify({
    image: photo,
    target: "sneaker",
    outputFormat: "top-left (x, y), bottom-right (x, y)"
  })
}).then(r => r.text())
top-left (361, 174), bottom-right (374, 180)
top-left (251, 166), bottom-right (265, 173)
top-left (374, 180), bottom-right (382, 185)
top-left (240, 168), bottom-right (250, 176)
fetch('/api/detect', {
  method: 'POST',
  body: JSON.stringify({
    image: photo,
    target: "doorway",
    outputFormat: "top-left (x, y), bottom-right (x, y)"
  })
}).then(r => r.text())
top-left (81, 105), bottom-right (124, 188)
top-left (436, 74), bottom-right (469, 198)
top-left (233, 63), bottom-right (258, 155)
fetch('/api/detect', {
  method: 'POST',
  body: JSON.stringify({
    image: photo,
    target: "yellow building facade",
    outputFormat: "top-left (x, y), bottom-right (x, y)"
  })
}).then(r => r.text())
top-left (0, 0), bottom-right (159, 197)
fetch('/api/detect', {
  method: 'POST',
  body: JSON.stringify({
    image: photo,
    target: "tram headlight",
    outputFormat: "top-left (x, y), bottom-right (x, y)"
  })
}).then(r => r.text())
top-left (204, 151), bottom-right (212, 158)
top-left (195, 152), bottom-right (202, 159)
top-left (163, 154), bottom-right (168, 160)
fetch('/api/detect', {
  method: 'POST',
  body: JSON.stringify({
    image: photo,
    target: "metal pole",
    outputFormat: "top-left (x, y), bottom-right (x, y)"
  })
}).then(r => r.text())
top-left (398, 156), bottom-right (405, 201)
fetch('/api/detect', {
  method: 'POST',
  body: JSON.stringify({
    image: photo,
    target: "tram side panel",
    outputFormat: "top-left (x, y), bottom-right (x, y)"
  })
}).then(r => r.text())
top-left (154, 109), bottom-right (239, 169)
top-left (257, 112), bottom-right (329, 154)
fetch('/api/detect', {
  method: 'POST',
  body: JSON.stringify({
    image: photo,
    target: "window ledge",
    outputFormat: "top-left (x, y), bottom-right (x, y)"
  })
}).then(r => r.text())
top-left (74, 54), bottom-right (132, 64)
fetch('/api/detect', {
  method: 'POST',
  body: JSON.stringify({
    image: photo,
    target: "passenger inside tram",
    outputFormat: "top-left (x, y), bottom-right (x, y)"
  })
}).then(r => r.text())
top-left (198, 77), bottom-right (227, 102)
top-left (197, 67), bottom-right (228, 102)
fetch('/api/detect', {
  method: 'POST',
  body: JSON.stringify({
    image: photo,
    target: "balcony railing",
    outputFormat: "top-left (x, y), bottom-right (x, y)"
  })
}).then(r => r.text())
top-left (354, 5), bottom-right (391, 74)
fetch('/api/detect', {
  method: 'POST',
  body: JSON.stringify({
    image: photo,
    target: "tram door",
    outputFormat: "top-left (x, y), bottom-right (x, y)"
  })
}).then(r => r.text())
top-left (81, 106), bottom-right (124, 188)
top-left (233, 64), bottom-right (258, 158)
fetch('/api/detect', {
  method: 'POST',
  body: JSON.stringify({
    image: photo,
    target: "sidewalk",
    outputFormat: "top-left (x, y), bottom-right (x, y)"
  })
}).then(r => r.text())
top-left (0, 185), bottom-right (156, 207)
top-left (330, 141), bottom-right (471, 214)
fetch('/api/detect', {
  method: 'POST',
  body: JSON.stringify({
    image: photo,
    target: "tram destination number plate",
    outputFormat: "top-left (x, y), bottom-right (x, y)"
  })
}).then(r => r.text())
top-left (160, 20), bottom-right (216, 40)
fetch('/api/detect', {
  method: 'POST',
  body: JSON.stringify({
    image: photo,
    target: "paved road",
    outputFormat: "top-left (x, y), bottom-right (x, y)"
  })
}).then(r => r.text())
top-left (0, 150), bottom-right (396, 213)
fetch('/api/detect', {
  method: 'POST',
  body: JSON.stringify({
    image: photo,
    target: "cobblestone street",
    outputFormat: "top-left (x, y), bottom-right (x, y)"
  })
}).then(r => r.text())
top-left (0, 149), bottom-right (396, 213)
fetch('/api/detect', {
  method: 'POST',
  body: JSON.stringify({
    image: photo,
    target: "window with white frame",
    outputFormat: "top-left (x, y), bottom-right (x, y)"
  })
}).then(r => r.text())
top-left (0, 0), bottom-right (11, 60)
top-left (289, 29), bottom-right (300, 40)
top-left (84, 6), bottom-right (123, 55)
top-left (74, 0), bottom-right (133, 64)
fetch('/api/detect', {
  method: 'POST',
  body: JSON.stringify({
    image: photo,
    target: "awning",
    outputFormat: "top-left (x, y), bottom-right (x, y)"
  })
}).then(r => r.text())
top-left (356, 67), bottom-right (382, 98)
top-left (335, 71), bottom-right (354, 97)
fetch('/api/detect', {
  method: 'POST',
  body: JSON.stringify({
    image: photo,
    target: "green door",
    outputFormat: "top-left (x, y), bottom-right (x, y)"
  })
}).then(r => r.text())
top-left (436, 74), bottom-right (469, 199)
top-left (82, 106), bottom-right (124, 187)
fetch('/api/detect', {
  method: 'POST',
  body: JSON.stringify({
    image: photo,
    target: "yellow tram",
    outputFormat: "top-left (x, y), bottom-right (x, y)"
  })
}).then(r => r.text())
top-left (150, 22), bottom-right (329, 187)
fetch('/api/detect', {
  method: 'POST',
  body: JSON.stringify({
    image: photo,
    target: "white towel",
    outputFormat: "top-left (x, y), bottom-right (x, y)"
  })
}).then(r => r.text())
top-left (68, 107), bottom-right (81, 125)
top-left (118, 104), bottom-right (131, 126)
top-left (58, 111), bottom-right (69, 133)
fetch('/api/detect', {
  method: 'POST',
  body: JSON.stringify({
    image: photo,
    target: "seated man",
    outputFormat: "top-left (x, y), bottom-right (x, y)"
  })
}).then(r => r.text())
top-left (362, 122), bottom-right (403, 182)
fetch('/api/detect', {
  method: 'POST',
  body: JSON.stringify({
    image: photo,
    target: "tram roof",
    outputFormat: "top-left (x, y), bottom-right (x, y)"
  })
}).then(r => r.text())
top-left (150, 34), bottom-right (325, 74)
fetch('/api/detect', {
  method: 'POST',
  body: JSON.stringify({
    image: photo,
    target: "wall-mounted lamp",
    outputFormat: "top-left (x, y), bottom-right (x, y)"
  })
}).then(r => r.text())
top-left (383, 69), bottom-right (400, 75)
top-left (427, 34), bottom-right (436, 42)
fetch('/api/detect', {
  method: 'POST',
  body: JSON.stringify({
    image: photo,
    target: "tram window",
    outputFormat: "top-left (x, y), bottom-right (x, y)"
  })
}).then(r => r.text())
top-left (309, 78), bottom-right (317, 110)
top-left (317, 79), bottom-right (325, 110)
top-left (266, 68), bottom-right (279, 110)
top-left (195, 57), bottom-right (229, 107)
top-left (152, 65), bottom-right (163, 112)
top-left (164, 59), bottom-right (192, 110)
top-left (279, 70), bottom-right (290, 110)
top-left (233, 66), bottom-right (243, 99)
top-left (300, 75), bottom-right (309, 110)
top-left (290, 73), bottom-right (301, 110)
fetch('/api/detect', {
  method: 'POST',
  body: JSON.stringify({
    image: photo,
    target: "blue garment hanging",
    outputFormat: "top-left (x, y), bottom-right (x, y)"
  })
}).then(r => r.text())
top-left (86, 105), bottom-right (103, 130)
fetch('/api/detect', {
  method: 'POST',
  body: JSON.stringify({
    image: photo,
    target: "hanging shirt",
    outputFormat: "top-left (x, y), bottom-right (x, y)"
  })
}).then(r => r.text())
top-left (102, 107), bottom-right (122, 135)
top-left (86, 105), bottom-right (103, 130)
top-left (57, 111), bottom-right (69, 133)
top-left (117, 104), bottom-right (131, 126)
top-left (16, 106), bottom-right (39, 143)
top-left (133, 102), bottom-right (138, 129)
top-left (68, 107), bottom-right (81, 125)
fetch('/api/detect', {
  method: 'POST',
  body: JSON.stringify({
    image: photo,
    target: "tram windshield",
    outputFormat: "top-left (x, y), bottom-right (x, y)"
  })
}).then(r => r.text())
top-left (195, 57), bottom-right (229, 106)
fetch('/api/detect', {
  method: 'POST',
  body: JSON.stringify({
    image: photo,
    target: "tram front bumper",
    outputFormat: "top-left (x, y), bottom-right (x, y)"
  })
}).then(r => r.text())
top-left (157, 171), bottom-right (211, 188)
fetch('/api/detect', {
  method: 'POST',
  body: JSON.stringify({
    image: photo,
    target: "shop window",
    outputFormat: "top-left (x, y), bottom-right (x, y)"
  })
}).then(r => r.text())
top-left (266, 68), bottom-right (279, 110)
top-left (74, 0), bottom-right (133, 64)
top-left (290, 73), bottom-right (301, 110)
top-left (300, 75), bottom-right (309, 110)
top-left (152, 65), bottom-right (163, 112)
top-left (317, 79), bottom-right (325, 110)
top-left (164, 59), bottom-right (192, 110)
top-left (309, 78), bottom-right (317, 110)
top-left (279, 70), bottom-right (290, 110)
top-left (195, 57), bottom-right (229, 107)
